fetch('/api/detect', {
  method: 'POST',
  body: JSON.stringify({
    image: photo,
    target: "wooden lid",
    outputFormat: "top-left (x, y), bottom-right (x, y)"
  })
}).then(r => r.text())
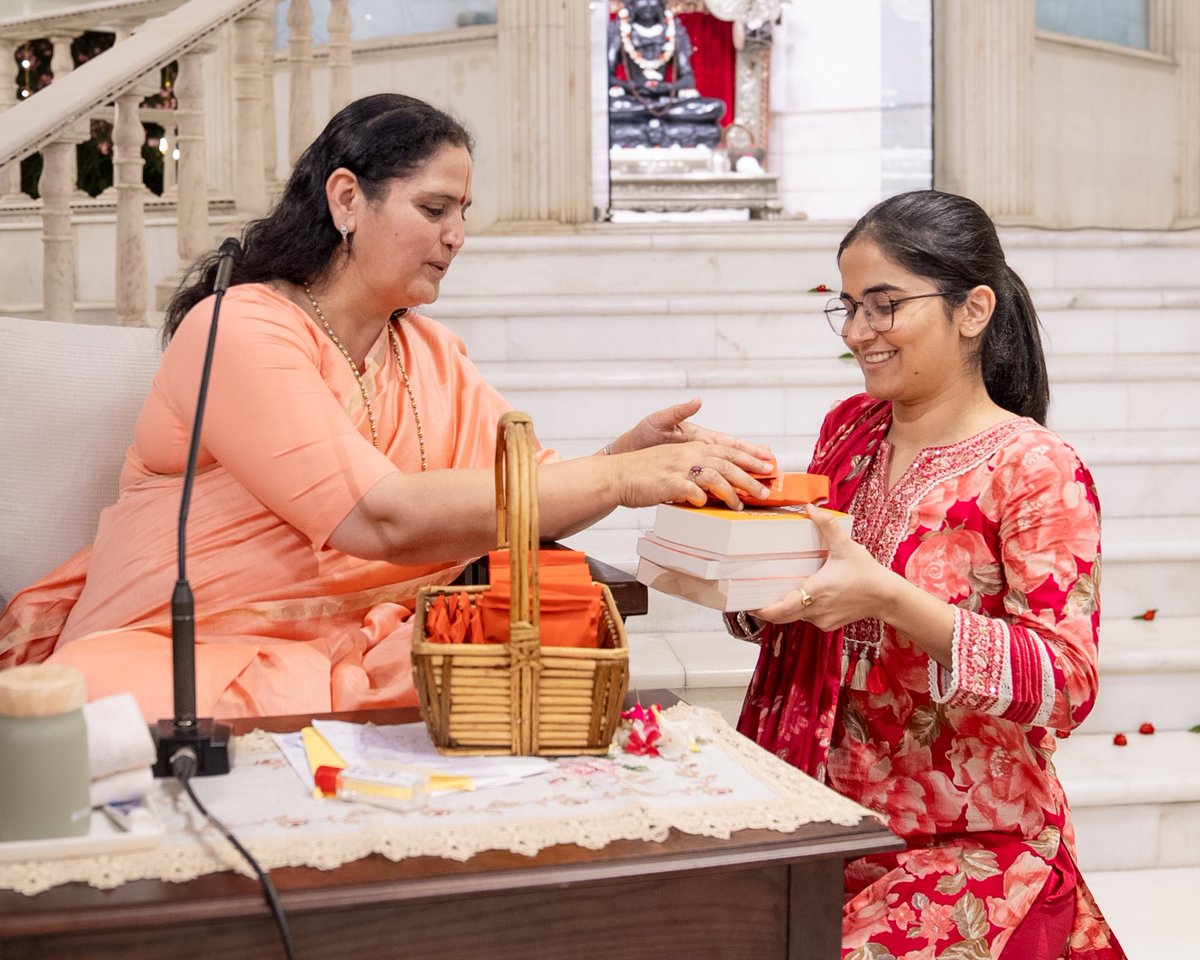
top-left (0, 663), bottom-right (87, 717)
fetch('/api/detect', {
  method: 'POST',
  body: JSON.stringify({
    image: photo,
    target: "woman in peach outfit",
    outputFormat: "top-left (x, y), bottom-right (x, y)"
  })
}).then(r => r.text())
top-left (0, 94), bottom-right (772, 720)
top-left (730, 192), bottom-right (1124, 957)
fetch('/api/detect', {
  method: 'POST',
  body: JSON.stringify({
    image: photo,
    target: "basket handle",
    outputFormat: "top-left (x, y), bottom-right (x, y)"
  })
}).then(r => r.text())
top-left (494, 411), bottom-right (539, 633)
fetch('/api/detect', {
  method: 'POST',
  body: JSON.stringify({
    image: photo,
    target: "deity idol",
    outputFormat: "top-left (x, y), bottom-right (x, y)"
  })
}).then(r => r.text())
top-left (607, 0), bottom-right (727, 148)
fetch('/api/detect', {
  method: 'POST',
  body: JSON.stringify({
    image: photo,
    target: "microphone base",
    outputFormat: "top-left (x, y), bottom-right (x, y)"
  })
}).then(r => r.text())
top-left (151, 717), bottom-right (233, 778)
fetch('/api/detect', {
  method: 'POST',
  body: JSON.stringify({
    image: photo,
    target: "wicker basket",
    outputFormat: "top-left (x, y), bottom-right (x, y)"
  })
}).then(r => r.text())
top-left (412, 411), bottom-right (629, 756)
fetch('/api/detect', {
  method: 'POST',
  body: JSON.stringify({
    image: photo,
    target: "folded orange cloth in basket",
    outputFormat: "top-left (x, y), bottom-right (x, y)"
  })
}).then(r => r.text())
top-left (425, 591), bottom-right (483, 645)
top-left (481, 550), bottom-right (603, 648)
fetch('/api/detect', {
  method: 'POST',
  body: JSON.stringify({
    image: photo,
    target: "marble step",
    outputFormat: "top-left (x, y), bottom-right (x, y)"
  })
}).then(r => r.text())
top-left (477, 354), bottom-right (1200, 445)
top-left (433, 289), bottom-right (1200, 365)
top-left (1084, 867), bottom-right (1199, 958)
top-left (571, 514), bottom-right (1200, 620)
top-left (1055, 729), bottom-right (1200, 872)
top-left (436, 223), bottom-right (1200, 301)
top-left (1079, 617), bottom-right (1200, 736)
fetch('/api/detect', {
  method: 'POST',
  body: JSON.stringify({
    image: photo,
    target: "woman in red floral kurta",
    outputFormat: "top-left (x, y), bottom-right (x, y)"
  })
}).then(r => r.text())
top-left (735, 191), bottom-right (1124, 959)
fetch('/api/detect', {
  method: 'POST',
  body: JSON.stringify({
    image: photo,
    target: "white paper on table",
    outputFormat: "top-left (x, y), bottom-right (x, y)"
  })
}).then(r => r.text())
top-left (272, 720), bottom-right (553, 795)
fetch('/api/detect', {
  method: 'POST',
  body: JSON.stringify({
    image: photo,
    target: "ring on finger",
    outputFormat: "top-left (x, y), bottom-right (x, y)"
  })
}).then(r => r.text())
top-left (798, 588), bottom-right (814, 607)
top-left (688, 464), bottom-right (704, 480)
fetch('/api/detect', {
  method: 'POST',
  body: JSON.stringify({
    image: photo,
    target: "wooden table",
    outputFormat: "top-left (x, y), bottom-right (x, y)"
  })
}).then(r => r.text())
top-left (0, 702), bottom-right (899, 960)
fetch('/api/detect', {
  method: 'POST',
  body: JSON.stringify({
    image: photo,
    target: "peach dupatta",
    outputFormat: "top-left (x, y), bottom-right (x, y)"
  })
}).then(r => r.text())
top-left (0, 285), bottom-right (549, 720)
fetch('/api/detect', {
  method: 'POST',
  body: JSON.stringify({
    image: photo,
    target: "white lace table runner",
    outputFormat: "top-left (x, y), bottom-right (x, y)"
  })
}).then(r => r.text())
top-left (1, 705), bottom-right (876, 896)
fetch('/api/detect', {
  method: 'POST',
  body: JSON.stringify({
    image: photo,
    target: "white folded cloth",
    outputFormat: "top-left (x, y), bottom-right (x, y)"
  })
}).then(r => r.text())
top-left (90, 766), bottom-right (154, 807)
top-left (82, 693), bottom-right (156, 806)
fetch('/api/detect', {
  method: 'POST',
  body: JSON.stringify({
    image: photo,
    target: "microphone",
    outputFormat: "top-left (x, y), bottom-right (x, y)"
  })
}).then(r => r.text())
top-left (152, 237), bottom-right (241, 778)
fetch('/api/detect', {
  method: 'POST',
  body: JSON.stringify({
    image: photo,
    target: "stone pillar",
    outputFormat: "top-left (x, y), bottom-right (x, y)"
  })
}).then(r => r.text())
top-left (113, 91), bottom-right (149, 325)
top-left (1175, 0), bottom-right (1200, 225)
top-left (0, 40), bottom-right (25, 200)
top-left (327, 0), bottom-right (353, 115)
top-left (48, 34), bottom-right (84, 197)
top-left (495, 0), bottom-right (593, 225)
top-left (233, 5), bottom-right (270, 215)
top-left (262, 1), bottom-right (281, 191)
top-left (933, 0), bottom-right (1035, 224)
top-left (39, 127), bottom-right (89, 321)
top-left (287, 0), bottom-right (315, 164)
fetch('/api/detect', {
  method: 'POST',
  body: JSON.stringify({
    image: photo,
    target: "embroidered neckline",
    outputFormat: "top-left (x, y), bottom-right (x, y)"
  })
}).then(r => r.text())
top-left (841, 416), bottom-right (1041, 689)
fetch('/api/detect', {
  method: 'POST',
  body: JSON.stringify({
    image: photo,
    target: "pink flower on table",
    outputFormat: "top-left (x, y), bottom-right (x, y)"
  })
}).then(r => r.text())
top-left (916, 900), bottom-right (955, 941)
top-left (904, 528), bottom-right (996, 602)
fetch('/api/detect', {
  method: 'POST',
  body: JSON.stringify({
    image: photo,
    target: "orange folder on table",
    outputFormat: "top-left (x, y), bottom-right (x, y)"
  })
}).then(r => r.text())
top-left (480, 550), bottom-right (603, 648)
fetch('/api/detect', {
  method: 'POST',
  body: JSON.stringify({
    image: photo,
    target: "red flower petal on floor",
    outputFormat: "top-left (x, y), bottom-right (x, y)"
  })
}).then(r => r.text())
top-left (1138, 722), bottom-right (1155, 735)
top-left (808, 284), bottom-right (830, 293)
top-left (1112, 732), bottom-right (1128, 746)
top-left (1132, 608), bottom-right (1158, 621)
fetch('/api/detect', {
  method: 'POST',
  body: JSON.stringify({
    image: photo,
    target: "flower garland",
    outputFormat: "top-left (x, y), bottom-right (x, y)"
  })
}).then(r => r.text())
top-left (617, 6), bottom-right (677, 80)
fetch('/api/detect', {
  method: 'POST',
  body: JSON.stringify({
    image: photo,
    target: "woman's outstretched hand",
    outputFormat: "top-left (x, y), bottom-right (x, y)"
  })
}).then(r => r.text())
top-left (752, 504), bottom-right (892, 629)
top-left (613, 440), bottom-right (773, 511)
top-left (608, 397), bottom-right (775, 465)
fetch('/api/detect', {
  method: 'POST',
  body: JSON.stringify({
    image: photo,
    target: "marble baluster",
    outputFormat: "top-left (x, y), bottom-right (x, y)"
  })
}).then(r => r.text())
top-left (0, 40), bottom-right (24, 199)
top-left (262, 1), bottom-right (281, 193)
top-left (48, 34), bottom-right (85, 197)
top-left (0, 40), bottom-right (25, 200)
top-left (38, 125), bottom-right (89, 321)
top-left (233, 5), bottom-right (269, 216)
top-left (327, 0), bottom-right (352, 115)
top-left (287, 0), bottom-right (314, 164)
top-left (175, 45), bottom-right (212, 266)
top-left (496, 0), bottom-right (593, 225)
top-left (113, 90), bottom-right (149, 325)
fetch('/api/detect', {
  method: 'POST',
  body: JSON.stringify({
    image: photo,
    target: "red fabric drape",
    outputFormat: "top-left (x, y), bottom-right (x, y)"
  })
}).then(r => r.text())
top-left (609, 10), bottom-right (736, 126)
top-left (677, 13), bottom-right (734, 126)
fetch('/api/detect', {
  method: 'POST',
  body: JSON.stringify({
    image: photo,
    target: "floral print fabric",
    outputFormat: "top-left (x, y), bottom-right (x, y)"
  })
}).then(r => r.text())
top-left (743, 396), bottom-right (1125, 959)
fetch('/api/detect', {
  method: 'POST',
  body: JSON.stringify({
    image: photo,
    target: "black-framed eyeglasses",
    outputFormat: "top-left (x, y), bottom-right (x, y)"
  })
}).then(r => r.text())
top-left (824, 291), bottom-right (955, 337)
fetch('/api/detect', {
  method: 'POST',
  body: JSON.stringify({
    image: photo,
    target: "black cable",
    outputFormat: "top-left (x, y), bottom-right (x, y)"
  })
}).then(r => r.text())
top-left (171, 748), bottom-right (298, 960)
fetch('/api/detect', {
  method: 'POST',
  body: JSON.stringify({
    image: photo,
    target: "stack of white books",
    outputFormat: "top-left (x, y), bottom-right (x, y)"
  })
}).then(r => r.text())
top-left (635, 504), bottom-right (852, 612)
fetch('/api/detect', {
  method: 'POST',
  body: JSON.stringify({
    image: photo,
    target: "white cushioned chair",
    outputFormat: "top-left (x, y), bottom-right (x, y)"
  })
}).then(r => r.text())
top-left (0, 316), bottom-right (162, 606)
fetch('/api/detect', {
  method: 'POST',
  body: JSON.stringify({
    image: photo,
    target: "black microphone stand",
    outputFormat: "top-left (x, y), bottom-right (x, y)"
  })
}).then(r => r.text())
top-left (152, 237), bottom-right (241, 778)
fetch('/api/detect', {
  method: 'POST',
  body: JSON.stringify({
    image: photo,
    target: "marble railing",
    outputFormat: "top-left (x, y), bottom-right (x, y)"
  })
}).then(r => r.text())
top-left (0, 0), bottom-right (352, 326)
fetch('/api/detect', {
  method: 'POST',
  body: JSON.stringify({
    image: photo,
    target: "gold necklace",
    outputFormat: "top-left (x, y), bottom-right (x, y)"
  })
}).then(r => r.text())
top-left (303, 286), bottom-right (428, 470)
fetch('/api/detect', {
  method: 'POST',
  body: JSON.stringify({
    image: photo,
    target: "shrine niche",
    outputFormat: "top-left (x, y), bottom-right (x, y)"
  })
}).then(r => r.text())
top-left (606, 0), bottom-right (786, 219)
